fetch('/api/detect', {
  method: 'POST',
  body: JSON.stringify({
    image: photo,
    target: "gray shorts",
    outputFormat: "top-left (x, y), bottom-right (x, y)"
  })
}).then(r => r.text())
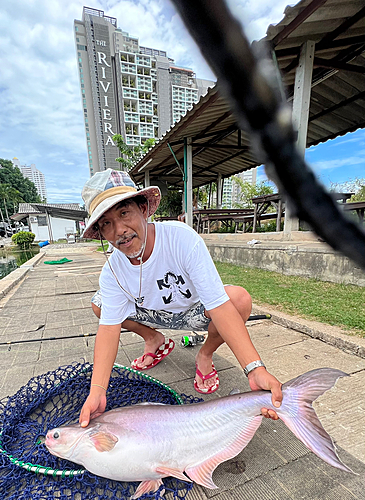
top-left (91, 290), bottom-right (211, 331)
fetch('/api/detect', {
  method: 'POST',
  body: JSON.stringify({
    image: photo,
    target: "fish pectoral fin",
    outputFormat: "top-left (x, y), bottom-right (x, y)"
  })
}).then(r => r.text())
top-left (155, 466), bottom-right (192, 482)
top-left (131, 479), bottom-right (164, 500)
top-left (88, 431), bottom-right (118, 452)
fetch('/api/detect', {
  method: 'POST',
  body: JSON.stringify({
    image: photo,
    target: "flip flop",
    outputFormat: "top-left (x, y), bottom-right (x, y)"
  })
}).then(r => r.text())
top-left (194, 363), bottom-right (220, 394)
top-left (131, 339), bottom-right (175, 371)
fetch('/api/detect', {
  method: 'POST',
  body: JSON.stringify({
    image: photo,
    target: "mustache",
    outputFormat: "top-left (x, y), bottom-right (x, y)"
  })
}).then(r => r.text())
top-left (115, 233), bottom-right (137, 245)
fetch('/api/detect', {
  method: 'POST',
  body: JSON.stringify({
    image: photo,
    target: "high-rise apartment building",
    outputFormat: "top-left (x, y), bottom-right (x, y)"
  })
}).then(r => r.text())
top-left (74, 7), bottom-right (214, 175)
top-left (12, 158), bottom-right (47, 201)
top-left (222, 169), bottom-right (258, 209)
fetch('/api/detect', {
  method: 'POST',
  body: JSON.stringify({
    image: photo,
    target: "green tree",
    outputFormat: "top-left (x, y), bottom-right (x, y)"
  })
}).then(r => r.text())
top-left (113, 135), bottom-right (155, 171)
top-left (155, 190), bottom-right (183, 217)
top-left (329, 178), bottom-right (365, 202)
top-left (232, 177), bottom-right (274, 209)
top-left (0, 159), bottom-right (40, 218)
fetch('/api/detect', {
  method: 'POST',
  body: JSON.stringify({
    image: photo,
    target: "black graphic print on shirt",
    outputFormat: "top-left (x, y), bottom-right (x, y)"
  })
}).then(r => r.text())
top-left (157, 271), bottom-right (192, 304)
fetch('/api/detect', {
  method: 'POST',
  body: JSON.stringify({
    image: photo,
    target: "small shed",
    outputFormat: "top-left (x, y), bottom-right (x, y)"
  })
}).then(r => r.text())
top-left (11, 203), bottom-right (88, 242)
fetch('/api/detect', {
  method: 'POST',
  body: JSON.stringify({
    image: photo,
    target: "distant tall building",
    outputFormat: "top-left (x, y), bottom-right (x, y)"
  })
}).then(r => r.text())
top-left (223, 169), bottom-right (258, 209)
top-left (74, 7), bottom-right (215, 176)
top-left (12, 158), bottom-right (47, 201)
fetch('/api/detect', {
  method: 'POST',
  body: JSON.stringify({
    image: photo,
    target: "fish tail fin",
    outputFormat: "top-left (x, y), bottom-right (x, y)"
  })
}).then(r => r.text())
top-left (278, 368), bottom-right (354, 473)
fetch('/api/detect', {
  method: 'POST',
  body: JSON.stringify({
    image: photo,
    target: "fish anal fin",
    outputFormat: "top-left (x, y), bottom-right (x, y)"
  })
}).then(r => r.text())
top-left (131, 479), bottom-right (164, 500)
top-left (88, 431), bottom-right (118, 452)
top-left (186, 415), bottom-right (262, 489)
top-left (156, 466), bottom-right (191, 482)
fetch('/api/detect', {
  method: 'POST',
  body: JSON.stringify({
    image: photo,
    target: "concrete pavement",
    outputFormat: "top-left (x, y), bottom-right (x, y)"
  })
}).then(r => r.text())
top-left (0, 243), bottom-right (364, 499)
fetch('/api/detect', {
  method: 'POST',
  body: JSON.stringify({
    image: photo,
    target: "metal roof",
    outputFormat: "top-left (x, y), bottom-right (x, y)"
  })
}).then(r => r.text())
top-left (12, 203), bottom-right (87, 222)
top-left (130, 0), bottom-right (365, 189)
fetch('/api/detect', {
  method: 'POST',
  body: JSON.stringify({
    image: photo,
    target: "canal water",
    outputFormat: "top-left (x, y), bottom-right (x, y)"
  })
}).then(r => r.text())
top-left (0, 247), bottom-right (40, 280)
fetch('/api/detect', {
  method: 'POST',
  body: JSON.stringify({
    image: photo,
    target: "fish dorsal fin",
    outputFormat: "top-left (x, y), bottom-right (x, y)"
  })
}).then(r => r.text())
top-left (185, 416), bottom-right (262, 489)
top-left (88, 431), bottom-right (118, 452)
top-left (131, 479), bottom-right (164, 500)
top-left (155, 466), bottom-right (192, 482)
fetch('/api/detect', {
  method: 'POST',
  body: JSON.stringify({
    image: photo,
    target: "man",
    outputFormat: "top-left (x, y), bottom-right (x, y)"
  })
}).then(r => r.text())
top-left (79, 169), bottom-right (282, 427)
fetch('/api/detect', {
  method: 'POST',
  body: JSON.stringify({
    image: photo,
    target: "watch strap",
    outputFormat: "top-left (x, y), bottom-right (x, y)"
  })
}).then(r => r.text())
top-left (243, 360), bottom-right (266, 376)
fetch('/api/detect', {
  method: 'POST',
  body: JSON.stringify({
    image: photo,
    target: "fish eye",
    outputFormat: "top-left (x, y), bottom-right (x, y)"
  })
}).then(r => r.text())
top-left (53, 431), bottom-right (60, 439)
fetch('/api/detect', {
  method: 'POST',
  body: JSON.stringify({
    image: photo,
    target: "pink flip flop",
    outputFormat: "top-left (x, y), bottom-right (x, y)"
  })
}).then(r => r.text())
top-left (194, 363), bottom-right (220, 394)
top-left (131, 339), bottom-right (175, 371)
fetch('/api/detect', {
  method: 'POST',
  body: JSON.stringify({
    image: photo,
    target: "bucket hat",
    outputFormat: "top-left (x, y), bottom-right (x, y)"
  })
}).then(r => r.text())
top-left (81, 169), bottom-right (161, 239)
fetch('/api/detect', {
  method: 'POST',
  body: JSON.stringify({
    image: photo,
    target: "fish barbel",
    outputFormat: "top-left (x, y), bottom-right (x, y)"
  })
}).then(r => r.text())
top-left (45, 368), bottom-right (353, 498)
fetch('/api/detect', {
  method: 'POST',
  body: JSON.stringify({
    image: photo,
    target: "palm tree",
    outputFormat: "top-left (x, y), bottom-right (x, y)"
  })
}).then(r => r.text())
top-left (8, 187), bottom-right (24, 214)
top-left (0, 184), bottom-right (11, 224)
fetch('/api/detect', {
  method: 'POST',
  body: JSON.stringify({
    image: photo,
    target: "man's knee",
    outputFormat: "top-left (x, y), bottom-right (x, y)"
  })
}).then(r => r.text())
top-left (224, 285), bottom-right (252, 320)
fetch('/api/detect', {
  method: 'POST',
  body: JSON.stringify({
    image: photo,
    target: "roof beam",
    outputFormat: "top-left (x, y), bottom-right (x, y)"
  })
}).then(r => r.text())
top-left (275, 35), bottom-right (365, 60)
top-left (272, 0), bottom-right (327, 46)
top-left (309, 91), bottom-right (365, 123)
top-left (316, 5), bottom-right (365, 51)
top-left (314, 57), bottom-right (365, 73)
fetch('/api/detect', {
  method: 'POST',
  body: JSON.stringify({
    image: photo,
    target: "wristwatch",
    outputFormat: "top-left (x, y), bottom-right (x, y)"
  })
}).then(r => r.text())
top-left (243, 360), bottom-right (266, 377)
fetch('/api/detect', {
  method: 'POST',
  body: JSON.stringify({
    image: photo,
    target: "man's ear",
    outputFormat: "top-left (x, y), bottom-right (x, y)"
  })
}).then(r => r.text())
top-left (140, 203), bottom-right (148, 218)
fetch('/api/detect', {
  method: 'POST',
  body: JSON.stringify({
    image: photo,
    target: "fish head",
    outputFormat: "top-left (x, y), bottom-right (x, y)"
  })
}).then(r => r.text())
top-left (45, 424), bottom-right (84, 459)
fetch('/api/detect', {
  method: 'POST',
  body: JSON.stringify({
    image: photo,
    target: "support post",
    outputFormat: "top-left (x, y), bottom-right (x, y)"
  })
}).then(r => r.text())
top-left (284, 40), bottom-right (315, 235)
top-left (144, 169), bottom-right (150, 187)
top-left (184, 137), bottom-right (193, 227)
top-left (217, 173), bottom-right (222, 209)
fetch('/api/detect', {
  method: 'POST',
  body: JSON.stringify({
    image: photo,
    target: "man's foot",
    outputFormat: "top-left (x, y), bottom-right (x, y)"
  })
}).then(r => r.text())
top-left (194, 352), bottom-right (220, 394)
top-left (131, 334), bottom-right (175, 370)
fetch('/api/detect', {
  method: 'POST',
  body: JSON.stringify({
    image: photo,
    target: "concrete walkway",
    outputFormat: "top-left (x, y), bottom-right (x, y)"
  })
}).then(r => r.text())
top-left (0, 243), bottom-right (364, 499)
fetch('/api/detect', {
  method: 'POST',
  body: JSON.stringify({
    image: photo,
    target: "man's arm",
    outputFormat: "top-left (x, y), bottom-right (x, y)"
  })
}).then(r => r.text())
top-left (208, 299), bottom-right (282, 414)
top-left (79, 323), bottom-right (121, 427)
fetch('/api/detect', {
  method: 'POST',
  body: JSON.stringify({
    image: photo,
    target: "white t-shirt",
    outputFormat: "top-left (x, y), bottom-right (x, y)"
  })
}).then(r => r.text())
top-left (99, 221), bottom-right (229, 325)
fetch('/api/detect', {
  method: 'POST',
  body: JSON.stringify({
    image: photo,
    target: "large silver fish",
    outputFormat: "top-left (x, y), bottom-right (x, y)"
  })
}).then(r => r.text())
top-left (45, 368), bottom-right (353, 498)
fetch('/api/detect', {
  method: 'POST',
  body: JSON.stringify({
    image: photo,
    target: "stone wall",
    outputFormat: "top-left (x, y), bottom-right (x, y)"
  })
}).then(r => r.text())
top-left (202, 232), bottom-right (365, 286)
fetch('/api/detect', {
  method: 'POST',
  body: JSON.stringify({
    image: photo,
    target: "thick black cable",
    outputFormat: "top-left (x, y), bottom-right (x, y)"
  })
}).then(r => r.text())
top-left (170, 0), bottom-right (365, 269)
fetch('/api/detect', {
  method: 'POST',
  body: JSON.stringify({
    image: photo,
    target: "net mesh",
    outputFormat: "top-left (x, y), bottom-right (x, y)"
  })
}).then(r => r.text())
top-left (0, 362), bottom-right (202, 499)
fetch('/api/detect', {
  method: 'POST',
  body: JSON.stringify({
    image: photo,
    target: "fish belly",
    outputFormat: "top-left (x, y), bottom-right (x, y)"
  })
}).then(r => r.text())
top-left (73, 397), bottom-right (265, 482)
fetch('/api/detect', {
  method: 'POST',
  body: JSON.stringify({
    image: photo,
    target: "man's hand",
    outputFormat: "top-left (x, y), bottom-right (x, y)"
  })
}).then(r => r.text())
top-left (248, 367), bottom-right (282, 420)
top-left (79, 389), bottom-right (107, 428)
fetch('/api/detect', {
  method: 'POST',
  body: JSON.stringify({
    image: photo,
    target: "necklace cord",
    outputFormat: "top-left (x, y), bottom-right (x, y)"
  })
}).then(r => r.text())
top-left (98, 199), bottom-right (150, 305)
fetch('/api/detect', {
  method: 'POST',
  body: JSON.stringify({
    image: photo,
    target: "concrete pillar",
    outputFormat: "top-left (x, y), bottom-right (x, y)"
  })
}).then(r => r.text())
top-left (184, 137), bottom-right (193, 227)
top-left (284, 40), bottom-right (315, 235)
top-left (144, 169), bottom-right (150, 187)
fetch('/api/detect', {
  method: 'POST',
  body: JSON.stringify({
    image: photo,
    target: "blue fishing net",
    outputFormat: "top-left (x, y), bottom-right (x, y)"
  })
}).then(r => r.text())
top-left (0, 362), bottom-right (202, 500)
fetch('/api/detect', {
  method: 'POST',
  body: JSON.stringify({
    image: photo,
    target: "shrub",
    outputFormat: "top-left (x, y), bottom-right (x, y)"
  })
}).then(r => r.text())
top-left (11, 231), bottom-right (35, 249)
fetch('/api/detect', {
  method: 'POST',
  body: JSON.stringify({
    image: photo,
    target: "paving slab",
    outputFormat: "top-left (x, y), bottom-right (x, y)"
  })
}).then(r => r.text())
top-left (0, 246), bottom-right (364, 500)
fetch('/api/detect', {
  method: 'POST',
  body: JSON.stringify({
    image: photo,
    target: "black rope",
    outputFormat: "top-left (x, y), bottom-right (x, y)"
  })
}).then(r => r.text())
top-left (170, 0), bottom-right (365, 269)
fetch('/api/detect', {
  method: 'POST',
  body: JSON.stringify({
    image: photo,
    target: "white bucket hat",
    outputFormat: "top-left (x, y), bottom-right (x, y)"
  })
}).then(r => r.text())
top-left (81, 169), bottom-right (161, 239)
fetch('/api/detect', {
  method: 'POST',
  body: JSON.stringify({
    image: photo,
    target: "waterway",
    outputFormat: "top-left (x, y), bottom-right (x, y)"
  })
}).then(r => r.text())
top-left (0, 247), bottom-right (39, 279)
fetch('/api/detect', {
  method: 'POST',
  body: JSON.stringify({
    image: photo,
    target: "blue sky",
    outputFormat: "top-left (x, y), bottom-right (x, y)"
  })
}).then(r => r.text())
top-left (0, 0), bottom-right (363, 204)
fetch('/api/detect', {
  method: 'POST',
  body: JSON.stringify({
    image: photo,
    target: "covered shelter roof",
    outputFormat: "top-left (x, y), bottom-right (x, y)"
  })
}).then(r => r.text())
top-left (11, 203), bottom-right (88, 222)
top-left (130, 0), bottom-right (365, 189)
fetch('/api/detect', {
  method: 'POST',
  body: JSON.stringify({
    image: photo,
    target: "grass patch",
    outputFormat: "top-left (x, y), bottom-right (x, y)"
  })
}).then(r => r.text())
top-left (215, 261), bottom-right (365, 337)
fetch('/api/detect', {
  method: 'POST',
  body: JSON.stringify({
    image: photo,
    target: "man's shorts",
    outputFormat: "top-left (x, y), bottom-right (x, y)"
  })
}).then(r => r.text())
top-left (91, 290), bottom-right (211, 331)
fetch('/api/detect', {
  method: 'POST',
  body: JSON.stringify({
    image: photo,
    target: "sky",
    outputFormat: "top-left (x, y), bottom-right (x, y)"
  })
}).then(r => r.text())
top-left (0, 0), bottom-right (364, 205)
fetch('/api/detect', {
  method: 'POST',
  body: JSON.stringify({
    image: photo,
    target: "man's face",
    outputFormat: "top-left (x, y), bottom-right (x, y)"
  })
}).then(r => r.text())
top-left (97, 200), bottom-right (148, 258)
